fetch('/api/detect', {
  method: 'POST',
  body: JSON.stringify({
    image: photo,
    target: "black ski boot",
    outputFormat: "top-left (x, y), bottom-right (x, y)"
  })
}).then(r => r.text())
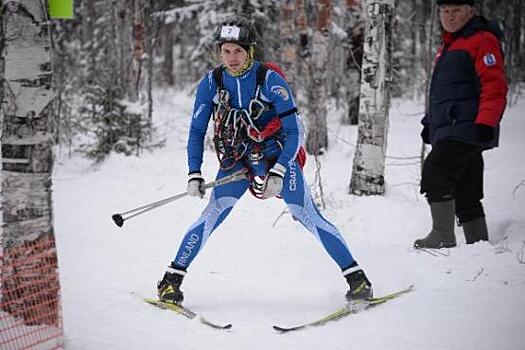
top-left (414, 200), bottom-right (457, 249)
top-left (157, 265), bottom-right (186, 304)
top-left (343, 264), bottom-right (373, 301)
top-left (462, 217), bottom-right (488, 244)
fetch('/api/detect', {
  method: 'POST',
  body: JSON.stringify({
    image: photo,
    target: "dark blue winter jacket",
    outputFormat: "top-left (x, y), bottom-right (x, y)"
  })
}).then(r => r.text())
top-left (423, 16), bottom-right (507, 148)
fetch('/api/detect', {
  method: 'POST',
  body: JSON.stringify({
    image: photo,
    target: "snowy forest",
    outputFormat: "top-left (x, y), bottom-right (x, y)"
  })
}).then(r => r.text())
top-left (21, 0), bottom-right (525, 162)
top-left (1, 0), bottom-right (525, 349)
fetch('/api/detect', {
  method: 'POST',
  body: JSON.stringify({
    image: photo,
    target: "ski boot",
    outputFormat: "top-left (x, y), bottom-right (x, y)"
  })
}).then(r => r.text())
top-left (343, 264), bottom-right (373, 301)
top-left (157, 265), bottom-right (186, 304)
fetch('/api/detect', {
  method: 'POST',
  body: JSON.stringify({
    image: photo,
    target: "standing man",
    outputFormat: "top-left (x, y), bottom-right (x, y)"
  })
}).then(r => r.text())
top-left (414, 0), bottom-right (508, 249)
top-left (157, 15), bottom-right (373, 304)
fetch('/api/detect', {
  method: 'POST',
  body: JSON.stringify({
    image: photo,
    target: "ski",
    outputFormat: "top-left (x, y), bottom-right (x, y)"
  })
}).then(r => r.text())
top-left (416, 247), bottom-right (450, 257)
top-left (131, 292), bottom-right (232, 330)
top-left (273, 285), bottom-right (414, 333)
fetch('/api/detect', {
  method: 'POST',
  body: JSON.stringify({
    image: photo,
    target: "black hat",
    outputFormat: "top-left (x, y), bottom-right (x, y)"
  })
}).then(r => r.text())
top-left (437, 0), bottom-right (474, 5)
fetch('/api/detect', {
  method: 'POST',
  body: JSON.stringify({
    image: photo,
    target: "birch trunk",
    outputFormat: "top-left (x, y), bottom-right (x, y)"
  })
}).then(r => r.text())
top-left (1, 0), bottom-right (60, 326)
top-left (349, 0), bottom-right (394, 195)
top-left (420, 1), bottom-right (437, 174)
top-left (280, 0), bottom-right (297, 90)
top-left (344, 0), bottom-right (363, 125)
top-left (305, 0), bottom-right (331, 155)
top-left (513, 0), bottom-right (521, 70)
top-left (162, 21), bottom-right (175, 86)
top-left (294, 0), bottom-right (308, 98)
top-left (113, 0), bottom-right (126, 99)
top-left (129, 0), bottom-right (146, 102)
top-left (0, 1), bottom-right (4, 116)
top-left (146, 1), bottom-right (155, 125)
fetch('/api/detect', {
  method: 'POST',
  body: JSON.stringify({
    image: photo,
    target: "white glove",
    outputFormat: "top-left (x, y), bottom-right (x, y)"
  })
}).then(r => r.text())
top-left (187, 172), bottom-right (205, 198)
top-left (262, 164), bottom-right (286, 199)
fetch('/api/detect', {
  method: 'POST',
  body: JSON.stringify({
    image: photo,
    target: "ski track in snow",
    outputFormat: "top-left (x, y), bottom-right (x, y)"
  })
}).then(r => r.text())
top-left (53, 91), bottom-right (525, 350)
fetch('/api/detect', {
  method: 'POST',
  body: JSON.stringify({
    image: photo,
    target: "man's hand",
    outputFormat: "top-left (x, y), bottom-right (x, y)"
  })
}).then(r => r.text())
top-left (187, 172), bottom-right (205, 198)
top-left (262, 164), bottom-right (286, 199)
top-left (474, 124), bottom-right (495, 143)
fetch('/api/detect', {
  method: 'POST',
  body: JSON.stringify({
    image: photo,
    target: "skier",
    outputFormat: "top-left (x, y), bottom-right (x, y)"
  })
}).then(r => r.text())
top-left (157, 15), bottom-right (373, 304)
top-left (414, 0), bottom-right (508, 249)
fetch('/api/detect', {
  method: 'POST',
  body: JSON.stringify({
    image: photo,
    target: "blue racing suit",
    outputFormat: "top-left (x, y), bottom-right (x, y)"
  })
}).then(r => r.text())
top-left (173, 61), bottom-right (356, 271)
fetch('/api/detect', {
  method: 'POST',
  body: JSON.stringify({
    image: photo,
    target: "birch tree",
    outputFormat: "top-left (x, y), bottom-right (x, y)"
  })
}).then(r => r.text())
top-left (420, 1), bottom-right (437, 173)
top-left (349, 0), bottom-right (394, 195)
top-left (161, 20), bottom-right (175, 86)
top-left (128, 0), bottom-right (146, 102)
top-left (305, 0), bottom-right (331, 155)
top-left (294, 0), bottom-right (308, 101)
top-left (280, 0), bottom-right (297, 90)
top-left (1, 0), bottom-right (61, 326)
top-left (0, 1), bottom-right (4, 115)
top-left (344, 0), bottom-right (364, 125)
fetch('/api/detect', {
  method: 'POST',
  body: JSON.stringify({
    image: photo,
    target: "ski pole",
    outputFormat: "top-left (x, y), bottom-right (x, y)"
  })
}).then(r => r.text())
top-left (111, 169), bottom-right (248, 227)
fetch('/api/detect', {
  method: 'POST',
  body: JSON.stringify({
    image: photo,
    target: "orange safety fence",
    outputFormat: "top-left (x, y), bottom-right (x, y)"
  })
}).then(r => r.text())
top-left (0, 235), bottom-right (64, 350)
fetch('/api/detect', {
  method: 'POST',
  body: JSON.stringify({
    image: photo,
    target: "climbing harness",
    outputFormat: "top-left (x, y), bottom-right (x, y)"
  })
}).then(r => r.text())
top-left (211, 63), bottom-right (306, 198)
top-left (211, 64), bottom-right (276, 171)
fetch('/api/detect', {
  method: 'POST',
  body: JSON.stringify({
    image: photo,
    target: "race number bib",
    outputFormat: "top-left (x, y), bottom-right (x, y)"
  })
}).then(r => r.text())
top-left (220, 25), bottom-right (241, 40)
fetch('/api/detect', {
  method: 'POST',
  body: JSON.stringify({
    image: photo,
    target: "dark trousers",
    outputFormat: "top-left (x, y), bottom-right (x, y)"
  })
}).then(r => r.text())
top-left (420, 139), bottom-right (485, 223)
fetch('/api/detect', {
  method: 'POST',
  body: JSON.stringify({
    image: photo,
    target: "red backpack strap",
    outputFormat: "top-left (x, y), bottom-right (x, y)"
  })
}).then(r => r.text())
top-left (264, 61), bottom-right (286, 80)
top-left (296, 146), bottom-right (307, 170)
top-left (263, 61), bottom-right (307, 170)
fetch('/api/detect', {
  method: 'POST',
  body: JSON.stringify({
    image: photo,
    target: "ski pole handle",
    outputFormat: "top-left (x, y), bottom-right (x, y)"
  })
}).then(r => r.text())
top-left (112, 169), bottom-right (248, 227)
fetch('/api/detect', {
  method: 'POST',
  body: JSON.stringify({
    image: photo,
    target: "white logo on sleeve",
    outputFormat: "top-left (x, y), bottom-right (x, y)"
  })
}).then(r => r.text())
top-left (483, 53), bottom-right (497, 66)
top-left (193, 104), bottom-right (205, 119)
top-left (270, 85), bottom-right (290, 101)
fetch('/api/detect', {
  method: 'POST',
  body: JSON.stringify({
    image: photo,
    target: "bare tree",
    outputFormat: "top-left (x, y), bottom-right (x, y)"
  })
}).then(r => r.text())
top-left (128, 0), bottom-right (146, 102)
top-left (349, 0), bottom-right (395, 196)
top-left (280, 0), bottom-right (297, 90)
top-left (1, 0), bottom-right (61, 326)
top-left (420, 0), bottom-right (437, 174)
top-left (294, 0), bottom-right (308, 99)
top-left (344, 0), bottom-right (364, 125)
top-left (305, 0), bottom-right (331, 155)
top-left (161, 21), bottom-right (175, 86)
top-left (0, 0), bottom-right (4, 115)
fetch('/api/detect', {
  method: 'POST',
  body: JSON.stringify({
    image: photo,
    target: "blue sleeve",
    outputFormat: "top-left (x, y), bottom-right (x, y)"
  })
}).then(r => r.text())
top-left (263, 71), bottom-right (303, 171)
top-left (187, 73), bottom-right (214, 174)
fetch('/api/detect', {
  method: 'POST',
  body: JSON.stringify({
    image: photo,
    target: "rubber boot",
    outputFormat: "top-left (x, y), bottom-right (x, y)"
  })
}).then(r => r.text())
top-left (414, 200), bottom-right (456, 249)
top-left (462, 217), bottom-right (488, 244)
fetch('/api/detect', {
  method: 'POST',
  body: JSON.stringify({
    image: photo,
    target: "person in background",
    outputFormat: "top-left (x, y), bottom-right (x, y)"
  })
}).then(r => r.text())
top-left (414, 0), bottom-right (508, 249)
top-left (157, 15), bottom-right (373, 304)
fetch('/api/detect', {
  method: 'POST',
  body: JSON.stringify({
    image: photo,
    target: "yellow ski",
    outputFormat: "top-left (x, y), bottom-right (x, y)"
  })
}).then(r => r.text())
top-left (132, 292), bottom-right (232, 330)
top-left (273, 285), bottom-right (414, 333)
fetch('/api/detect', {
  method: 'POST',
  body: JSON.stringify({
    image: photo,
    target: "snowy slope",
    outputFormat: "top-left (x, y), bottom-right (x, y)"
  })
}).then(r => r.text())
top-left (53, 90), bottom-right (525, 350)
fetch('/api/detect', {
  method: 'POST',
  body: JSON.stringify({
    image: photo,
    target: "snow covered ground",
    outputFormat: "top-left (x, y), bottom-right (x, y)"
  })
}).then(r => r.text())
top-left (53, 90), bottom-right (525, 350)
